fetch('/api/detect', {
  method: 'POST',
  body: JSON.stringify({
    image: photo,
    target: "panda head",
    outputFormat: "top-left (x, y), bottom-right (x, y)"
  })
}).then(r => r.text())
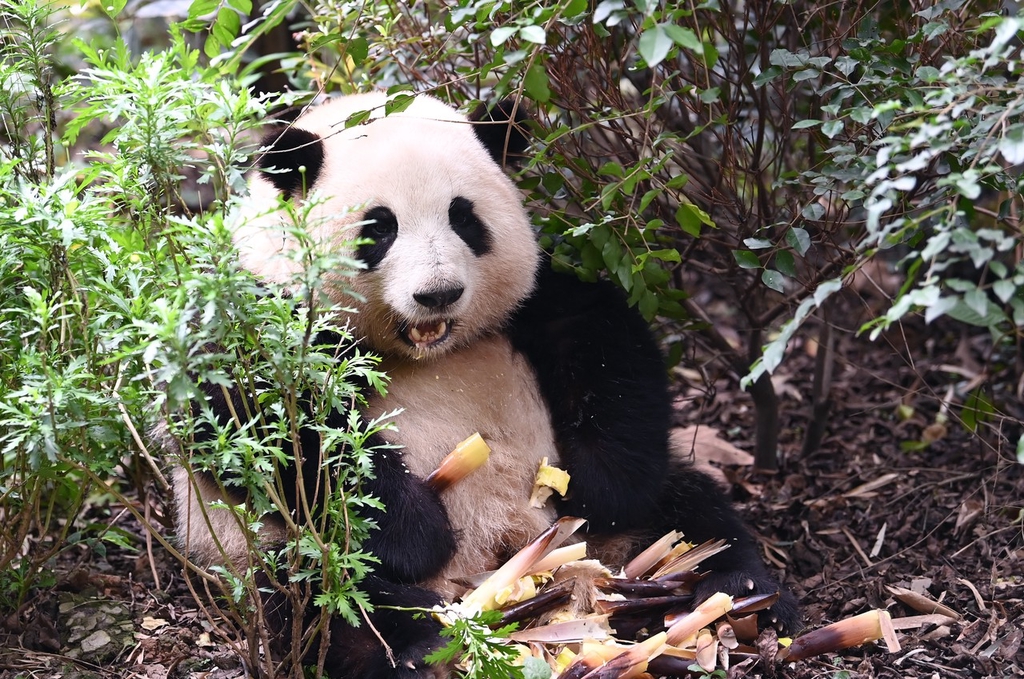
top-left (235, 93), bottom-right (538, 360)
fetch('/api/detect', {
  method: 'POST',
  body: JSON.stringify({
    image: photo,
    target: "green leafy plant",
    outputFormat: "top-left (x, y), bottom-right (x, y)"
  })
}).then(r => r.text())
top-left (1, 3), bottom-right (389, 676)
top-left (425, 607), bottom-right (524, 679)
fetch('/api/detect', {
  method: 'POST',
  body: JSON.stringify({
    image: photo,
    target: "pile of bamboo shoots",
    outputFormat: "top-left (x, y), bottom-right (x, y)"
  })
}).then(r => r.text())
top-left (429, 434), bottom-right (902, 678)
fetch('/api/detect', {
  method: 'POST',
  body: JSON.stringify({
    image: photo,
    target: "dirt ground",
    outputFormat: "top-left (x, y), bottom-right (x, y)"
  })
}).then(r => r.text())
top-left (1, 302), bottom-right (1022, 678)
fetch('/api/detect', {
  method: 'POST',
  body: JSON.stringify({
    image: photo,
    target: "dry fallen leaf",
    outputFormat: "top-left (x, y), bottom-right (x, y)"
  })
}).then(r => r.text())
top-left (140, 616), bottom-right (168, 631)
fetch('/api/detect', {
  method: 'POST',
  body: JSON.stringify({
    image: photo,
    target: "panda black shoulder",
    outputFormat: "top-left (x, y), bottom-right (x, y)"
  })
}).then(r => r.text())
top-left (255, 126), bottom-right (325, 199)
top-left (469, 99), bottom-right (530, 167)
top-left (506, 264), bottom-right (673, 532)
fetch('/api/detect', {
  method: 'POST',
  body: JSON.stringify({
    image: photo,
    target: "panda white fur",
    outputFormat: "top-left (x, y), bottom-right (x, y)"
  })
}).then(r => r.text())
top-left (172, 92), bottom-right (799, 678)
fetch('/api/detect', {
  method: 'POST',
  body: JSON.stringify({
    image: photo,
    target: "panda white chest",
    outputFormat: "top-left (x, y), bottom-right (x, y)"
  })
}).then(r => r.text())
top-left (364, 334), bottom-right (560, 595)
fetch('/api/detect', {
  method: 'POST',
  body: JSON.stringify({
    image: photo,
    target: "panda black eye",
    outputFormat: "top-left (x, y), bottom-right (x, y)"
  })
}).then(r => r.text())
top-left (449, 197), bottom-right (492, 256)
top-left (363, 206), bottom-right (398, 239)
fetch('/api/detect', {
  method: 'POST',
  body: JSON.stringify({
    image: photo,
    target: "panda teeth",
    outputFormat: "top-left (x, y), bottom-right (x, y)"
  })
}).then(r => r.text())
top-left (406, 320), bottom-right (450, 347)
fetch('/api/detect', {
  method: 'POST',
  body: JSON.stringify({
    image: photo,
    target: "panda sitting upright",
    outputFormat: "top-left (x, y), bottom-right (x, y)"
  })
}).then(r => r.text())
top-left (172, 92), bottom-right (799, 678)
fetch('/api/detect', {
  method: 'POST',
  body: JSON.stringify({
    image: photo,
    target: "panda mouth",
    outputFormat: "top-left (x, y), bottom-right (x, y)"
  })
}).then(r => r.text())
top-left (399, 319), bottom-right (454, 349)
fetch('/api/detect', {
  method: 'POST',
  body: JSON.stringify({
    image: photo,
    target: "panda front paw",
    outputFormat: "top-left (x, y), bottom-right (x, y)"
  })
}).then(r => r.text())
top-left (693, 569), bottom-right (801, 634)
top-left (366, 481), bottom-right (457, 584)
top-left (364, 446), bottom-right (458, 583)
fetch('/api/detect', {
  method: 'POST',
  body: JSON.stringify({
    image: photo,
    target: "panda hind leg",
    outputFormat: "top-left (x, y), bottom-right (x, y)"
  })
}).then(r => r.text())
top-left (652, 462), bottom-right (801, 634)
top-left (258, 572), bottom-right (448, 679)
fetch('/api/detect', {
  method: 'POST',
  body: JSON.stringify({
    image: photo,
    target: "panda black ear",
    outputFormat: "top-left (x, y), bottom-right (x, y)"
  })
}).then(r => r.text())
top-left (470, 99), bottom-right (530, 167)
top-left (255, 126), bottom-right (325, 199)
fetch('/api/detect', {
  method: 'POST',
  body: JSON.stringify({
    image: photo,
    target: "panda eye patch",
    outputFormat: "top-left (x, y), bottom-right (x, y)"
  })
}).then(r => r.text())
top-left (357, 206), bottom-right (399, 270)
top-left (449, 196), bottom-right (492, 256)
top-left (363, 206), bottom-right (398, 238)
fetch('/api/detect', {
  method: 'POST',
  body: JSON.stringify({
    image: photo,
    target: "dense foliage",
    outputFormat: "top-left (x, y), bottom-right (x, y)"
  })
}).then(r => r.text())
top-left (1, 0), bottom-right (1022, 676)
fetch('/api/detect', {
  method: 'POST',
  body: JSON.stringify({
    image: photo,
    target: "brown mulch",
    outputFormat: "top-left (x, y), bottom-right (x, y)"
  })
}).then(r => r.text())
top-left (1, 309), bottom-right (1022, 678)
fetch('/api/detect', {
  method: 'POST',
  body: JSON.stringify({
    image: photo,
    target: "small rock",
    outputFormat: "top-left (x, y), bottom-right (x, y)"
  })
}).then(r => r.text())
top-left (80, 629), bottom-right (111, 654)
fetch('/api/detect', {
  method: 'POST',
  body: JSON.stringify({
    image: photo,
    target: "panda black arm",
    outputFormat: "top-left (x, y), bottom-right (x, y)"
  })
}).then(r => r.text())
top-left (658, 464), bottom-right (801, 631)
top-left (506, 265), bottom-right (672, 532)
top-left (190, 332), bottom-right (456, 584)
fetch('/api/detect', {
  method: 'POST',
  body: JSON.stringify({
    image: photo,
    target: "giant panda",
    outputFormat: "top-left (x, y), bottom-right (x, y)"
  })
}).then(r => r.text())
top-left (171, 92), bottom-right (799, 678)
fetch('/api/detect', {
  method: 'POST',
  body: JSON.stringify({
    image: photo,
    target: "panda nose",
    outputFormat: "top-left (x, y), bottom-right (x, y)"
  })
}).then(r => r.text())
top-left (413, 286), bottom-right (464, 309)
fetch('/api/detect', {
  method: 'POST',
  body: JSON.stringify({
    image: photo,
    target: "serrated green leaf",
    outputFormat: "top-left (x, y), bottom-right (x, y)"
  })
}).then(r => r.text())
top-left (946, 299), bottom-right (1000, 327)
top-left (964, 288), bottom-right (988, 318)
top-left (915, 65), bottom-right (940, 83)
top-left (953, 174), bottom-right (982, 199)
top-left (762, 269), bottom-right (785, 292)
top-left (638, 23), bottom-right (673, 67)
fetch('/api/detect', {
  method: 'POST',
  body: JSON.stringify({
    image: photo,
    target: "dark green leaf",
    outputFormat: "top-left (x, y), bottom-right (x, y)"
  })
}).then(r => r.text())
top-left (821, 120), bottom-right (844, 138)
top-left (638, 23), bottom-right (673, 67)
top-left (102, 0), bottom-right (128, 18)
top-left (491, 26), bottom-right (517, 46)
top-left (775, 250), bottom-right (797, 277)
top-left (753, 66), bottom-right (782, 88)
top-left (188, 0), bottom-right (219, 20)
top-left (786, 227), bottom-right (812, 256)
top-left (519, 25), bottom-right (546, 44)
top-left (762, 269), bottom-right (785, 293)
top-left (663, 24), bottom-right (703, 53)
top-left (733, 250), bottom-right (760, 269)
top-left (524, 62), bottom-right (551, 103)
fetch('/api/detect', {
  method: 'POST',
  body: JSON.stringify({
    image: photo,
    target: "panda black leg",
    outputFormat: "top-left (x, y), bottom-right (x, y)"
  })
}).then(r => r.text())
top-left (319, 577), bottom-right (448, 679)
top-left (259, 572), bottom-right (448, 679)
